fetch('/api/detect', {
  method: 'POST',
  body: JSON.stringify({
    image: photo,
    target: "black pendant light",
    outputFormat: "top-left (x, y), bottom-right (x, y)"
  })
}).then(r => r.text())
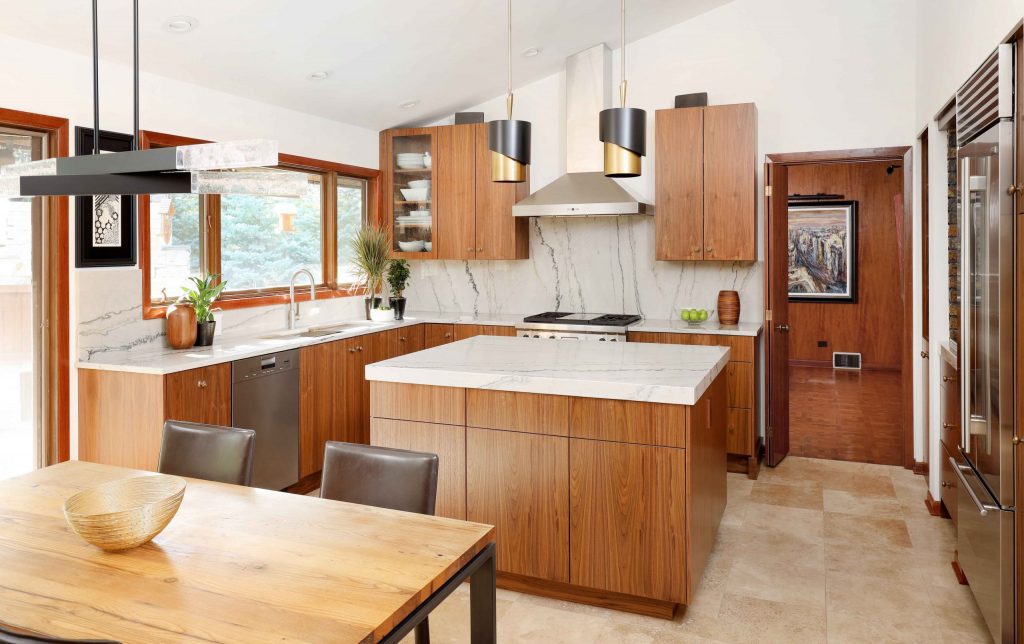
top-left (487, 0), bottom-right (531, 183)
top-left (600, 0), bottom-right (646, 178)
top-left (0, 0), bottom-right (301, 198)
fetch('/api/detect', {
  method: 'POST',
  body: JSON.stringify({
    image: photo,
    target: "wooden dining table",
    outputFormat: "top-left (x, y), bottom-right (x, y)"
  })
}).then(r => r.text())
top-left (0, 461), bottom-right (497, 643)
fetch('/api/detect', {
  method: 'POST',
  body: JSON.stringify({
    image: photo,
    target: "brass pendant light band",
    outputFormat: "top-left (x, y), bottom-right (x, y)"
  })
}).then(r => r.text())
top-left (603, 142), bottom-right (641, 179)
top-left (491, 150), bottom-right (527, 183)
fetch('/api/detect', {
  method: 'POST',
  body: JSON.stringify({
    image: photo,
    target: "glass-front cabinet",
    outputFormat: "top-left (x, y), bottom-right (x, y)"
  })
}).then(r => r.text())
top-left (383, 127), bottom-right (436, 258)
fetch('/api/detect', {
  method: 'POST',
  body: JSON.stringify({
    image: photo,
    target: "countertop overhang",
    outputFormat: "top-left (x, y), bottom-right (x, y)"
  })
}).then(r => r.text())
top-left (365, 336), bottom-right (730, 405)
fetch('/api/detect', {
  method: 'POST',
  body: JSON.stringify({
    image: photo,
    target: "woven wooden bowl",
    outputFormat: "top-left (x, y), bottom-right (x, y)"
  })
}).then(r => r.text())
top-left (63, 475), bottom-right (186, 552)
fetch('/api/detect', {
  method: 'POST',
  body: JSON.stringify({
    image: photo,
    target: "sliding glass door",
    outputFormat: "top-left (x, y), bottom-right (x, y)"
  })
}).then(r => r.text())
top-left (0, 127), bottom-right (47, 477)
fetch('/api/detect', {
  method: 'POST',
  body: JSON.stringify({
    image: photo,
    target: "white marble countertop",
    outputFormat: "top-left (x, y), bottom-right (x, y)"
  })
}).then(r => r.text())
top-left (76, 311), bottom-right (524, 376)
top-left (365, 336), bottom-right (730, 405)
top-left (630, 319), bottom-right (763, 336)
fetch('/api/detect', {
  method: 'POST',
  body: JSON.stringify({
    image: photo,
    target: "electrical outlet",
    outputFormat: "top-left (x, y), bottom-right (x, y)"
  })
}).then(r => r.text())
top-left (817, 340), bottom-right (828, 348)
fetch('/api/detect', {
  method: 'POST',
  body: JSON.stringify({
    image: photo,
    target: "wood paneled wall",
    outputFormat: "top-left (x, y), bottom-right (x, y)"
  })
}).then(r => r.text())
top-left (787, 161), bottom-right (904, 368)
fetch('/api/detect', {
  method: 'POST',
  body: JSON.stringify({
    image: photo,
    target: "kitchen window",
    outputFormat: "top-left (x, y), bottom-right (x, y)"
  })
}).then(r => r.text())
top-left (139, 131), bottom-right (378, 319)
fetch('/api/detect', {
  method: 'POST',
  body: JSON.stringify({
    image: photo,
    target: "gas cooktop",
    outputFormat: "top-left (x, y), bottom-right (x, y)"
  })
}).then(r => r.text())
top-left (522, 312), bottom-right (642, 327)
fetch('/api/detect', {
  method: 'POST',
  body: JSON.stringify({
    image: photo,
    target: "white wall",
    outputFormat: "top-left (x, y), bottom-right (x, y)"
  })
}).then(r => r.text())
top-left (0, 32), bottom-right (380, 456)
top-left (409, 0), bottom-right (916, 441)
top-left (914, 0), bottom-right (1023, 499)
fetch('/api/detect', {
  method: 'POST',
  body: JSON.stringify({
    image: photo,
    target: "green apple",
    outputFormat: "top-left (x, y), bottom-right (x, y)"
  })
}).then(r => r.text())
top-left (698, 309), bottom-right (708, 322)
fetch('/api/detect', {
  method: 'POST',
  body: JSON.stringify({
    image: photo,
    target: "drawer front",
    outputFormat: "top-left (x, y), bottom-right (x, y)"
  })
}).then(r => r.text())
top-left (369, 381), bottom-right (465, 426)
top-left (940, 442), bottom-right (958, 526)
top-left (467, 390), bottom-right (568, 435)
top-left (940, 362), bottom-right (960, 451)
top-left (726, 362), bottom-right (754, 408)
top-left (424, 323), bottom-right (456, 349)
top-left (628, 331), bottom-right (754, 362)
top-left (569, 397), bottom-right (686, 448)
top-left (726, 407), bottom-right (753, 455)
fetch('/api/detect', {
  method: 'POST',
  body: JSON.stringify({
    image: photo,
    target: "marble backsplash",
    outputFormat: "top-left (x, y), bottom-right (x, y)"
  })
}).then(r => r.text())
top-left (403, 216), bottom-right (763, 321)
top-left (77, 268), bottom-right (365, 363)
top-left (77, 216), bottom-right (762, 363)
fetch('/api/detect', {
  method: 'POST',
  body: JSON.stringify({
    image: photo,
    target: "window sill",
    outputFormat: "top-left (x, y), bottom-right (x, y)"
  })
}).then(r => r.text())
top-left (143, 285), bottom-right (368, 321)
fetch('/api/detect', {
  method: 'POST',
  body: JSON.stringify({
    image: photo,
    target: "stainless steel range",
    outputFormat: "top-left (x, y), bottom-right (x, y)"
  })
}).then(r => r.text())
top-left (515, 312), bottom-right (641, 341)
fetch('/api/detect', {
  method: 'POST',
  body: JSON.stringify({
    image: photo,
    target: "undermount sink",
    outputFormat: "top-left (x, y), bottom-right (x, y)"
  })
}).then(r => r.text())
top-left (258, 323), bottom-right (368, 340)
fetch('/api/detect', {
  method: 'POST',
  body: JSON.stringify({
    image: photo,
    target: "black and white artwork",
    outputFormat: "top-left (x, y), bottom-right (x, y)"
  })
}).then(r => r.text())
top-left (75, 128), bottom-right (136, 267)
top-left (92, 194), bottom-right (122, 247)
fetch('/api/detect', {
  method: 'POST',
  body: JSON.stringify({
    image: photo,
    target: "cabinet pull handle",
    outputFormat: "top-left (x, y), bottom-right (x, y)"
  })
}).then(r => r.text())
top-left (197, 380), bottom-right (208, 389)
top-left (943, 422), bottom-right (955, 429)
top-left (920, 350), bottom-right (929, 358)
top-left (467, 247), bottom-right (474, 253)
top-left (942, 376), bottom-right (953, 383)
top-left (705, 247), bottom-right (714, 254)
top-left (691, 246), bottom-right (701, 254)
top-left (444, 332), bottom-right (452, 338)
top-left (348, 348), bottom-right (356, 354)
top-left (941, 481), bottom-right (949, 488)
top-left (477, 247), bottom-right (484, 253)
top-left (357, 346), bottom-right (364, 352)
top-left (399, 336), bottom-right (406, 342)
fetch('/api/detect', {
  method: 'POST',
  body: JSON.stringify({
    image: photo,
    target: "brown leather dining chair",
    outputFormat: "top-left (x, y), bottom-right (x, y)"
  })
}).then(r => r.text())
top-left (157, 420), bottom-right (256, 486)
top-left (320, 442), bottom-right (439, 643)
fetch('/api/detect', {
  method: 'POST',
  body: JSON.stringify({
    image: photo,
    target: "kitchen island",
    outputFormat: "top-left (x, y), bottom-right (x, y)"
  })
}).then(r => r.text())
top-left (366, 335), bottom-right (730, 618)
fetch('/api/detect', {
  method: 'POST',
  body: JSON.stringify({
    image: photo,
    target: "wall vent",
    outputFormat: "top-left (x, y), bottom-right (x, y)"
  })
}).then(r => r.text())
top-left (833, 352), bottom-right (862, 370)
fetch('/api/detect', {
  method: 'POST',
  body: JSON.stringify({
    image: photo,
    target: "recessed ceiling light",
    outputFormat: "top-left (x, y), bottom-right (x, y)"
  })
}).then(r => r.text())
top-left (522, 47), bottom-right (542, 58)
top-left (399, 101), bottom-right (419, 109)
top-left (308, 71), bottom-right (330, 81)
top-left (162, 16), bottom-right (197, 34)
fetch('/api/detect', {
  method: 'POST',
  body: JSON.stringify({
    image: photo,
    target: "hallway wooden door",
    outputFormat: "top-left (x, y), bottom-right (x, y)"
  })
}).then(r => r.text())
top-left (765, 162), bottom-right (790, 467)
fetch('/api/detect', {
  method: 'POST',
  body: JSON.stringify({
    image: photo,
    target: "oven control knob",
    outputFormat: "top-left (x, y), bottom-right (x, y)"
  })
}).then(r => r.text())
top-left (599, 337), bottom-right (606, 341)
top-left (533, 334), bottom-right (540, 338)
top-left (549, 335), bottom-right (556, 339)
top-left (609, 338), bottom-right (618, 342)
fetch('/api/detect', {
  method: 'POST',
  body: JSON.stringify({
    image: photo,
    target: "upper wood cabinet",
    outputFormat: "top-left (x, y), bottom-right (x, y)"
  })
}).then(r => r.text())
top-left (381, 123), bottom-right (529, 261)
top-left (655, 103), bottom-right (757, 261)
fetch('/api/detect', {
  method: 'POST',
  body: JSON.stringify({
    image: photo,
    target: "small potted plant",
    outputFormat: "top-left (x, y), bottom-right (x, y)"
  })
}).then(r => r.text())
top-left (349, 224), bottom-right (391, 320)
top-left (183, 274), bottom-right (227, 347)
top-left (387, 259), bottom-right (411, 320)
top-left (370, 302), bottom-right (394, 323)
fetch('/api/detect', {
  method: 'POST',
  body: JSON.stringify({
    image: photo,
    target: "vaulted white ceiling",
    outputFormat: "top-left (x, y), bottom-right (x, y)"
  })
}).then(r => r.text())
top-left (0, 0), bottom-right (731, 130)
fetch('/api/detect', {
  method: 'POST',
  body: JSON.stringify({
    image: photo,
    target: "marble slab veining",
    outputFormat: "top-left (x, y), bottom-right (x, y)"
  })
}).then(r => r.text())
top-left (76, 312), bottom-right (526, 376)
top-left (365, 336), bottom-right (730, 405)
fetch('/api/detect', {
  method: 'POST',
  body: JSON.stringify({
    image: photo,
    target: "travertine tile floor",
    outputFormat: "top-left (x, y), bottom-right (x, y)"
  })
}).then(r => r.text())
top-left (406, 456), bottom-right (993, 643)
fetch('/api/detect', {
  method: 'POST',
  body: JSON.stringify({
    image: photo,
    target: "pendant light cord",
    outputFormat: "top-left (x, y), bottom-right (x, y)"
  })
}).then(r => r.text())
top-left (133, 0), bottom-right (139, 151)
top-left (505, 0), bottom-right (513, 120)
top-left (92, 0), bottom-right (99, 154)
top-left (619, 0), bottom-right (627, 108)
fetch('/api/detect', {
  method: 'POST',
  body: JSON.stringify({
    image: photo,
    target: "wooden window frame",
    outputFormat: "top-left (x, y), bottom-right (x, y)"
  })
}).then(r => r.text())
top-left (139, 131), bottom-right (381, 320)
top-left (0, 107), bottom-right (71, 464)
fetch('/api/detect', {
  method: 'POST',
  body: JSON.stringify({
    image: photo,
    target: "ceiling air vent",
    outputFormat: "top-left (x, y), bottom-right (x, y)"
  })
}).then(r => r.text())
top-left (833, 352), bottom-right (862, 370)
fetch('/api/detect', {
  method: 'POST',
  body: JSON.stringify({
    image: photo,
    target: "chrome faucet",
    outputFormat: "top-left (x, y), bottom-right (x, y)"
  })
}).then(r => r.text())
top-left (288, 269), bottom-right (316, 330)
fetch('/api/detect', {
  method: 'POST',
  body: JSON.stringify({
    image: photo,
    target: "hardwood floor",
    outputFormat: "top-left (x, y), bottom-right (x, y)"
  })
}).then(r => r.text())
top-left (789, 365), bottom-right (903, 466)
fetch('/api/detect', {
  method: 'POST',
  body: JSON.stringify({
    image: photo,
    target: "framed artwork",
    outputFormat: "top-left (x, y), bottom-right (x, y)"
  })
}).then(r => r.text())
top-left (787, 200), bottom-right (857, 302)
top-left (74, 128), bottom-right (136, 267)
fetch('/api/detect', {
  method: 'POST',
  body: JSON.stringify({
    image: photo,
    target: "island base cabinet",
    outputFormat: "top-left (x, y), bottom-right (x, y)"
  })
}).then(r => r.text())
top-left (466, 428), bottom-right (570, 582)
top-left (568, 439), bottom-right (688, 604)
top-left (370, 418), bottom-right (466, 520)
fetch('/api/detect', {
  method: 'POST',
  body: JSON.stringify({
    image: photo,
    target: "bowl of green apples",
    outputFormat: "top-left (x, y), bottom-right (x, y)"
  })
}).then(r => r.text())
top-left (679, 308), bottom-right (711, 326)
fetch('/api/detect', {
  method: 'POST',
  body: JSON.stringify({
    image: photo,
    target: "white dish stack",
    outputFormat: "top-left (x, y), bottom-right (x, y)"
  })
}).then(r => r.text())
top-left (396, 153), bottom-right (427, 169)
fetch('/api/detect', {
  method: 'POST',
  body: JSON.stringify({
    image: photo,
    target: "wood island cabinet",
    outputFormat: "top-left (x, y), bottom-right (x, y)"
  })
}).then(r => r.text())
top-left (369, 372), bottom-right (728, 617)
top-left (629, 330), bottom-right (760, 478)
top-left (655, 103), bottom-right (757, 261)
top-left (381, 123), bottom-right (529, 261)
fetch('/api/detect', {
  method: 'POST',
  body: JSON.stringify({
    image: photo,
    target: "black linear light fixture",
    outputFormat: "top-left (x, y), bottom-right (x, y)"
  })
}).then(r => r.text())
top-left (0, 0), bottom-right (303, 199)
top-left (600, 0), bottom-right (646, 178)
top-left (487, 0), bottom-right (531, 183)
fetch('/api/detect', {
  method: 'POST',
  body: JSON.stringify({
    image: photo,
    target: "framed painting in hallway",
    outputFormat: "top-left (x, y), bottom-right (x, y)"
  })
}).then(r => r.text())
top-left (787, 200), bottom-right (858, 302)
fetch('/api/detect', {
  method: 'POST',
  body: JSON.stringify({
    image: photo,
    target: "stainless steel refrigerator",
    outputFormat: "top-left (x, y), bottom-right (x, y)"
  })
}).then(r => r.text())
top-left (954, 42), bottom-right (1016, 644)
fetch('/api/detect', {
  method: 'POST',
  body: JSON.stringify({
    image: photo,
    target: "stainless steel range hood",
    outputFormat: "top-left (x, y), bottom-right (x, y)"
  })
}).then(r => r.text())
top-left (513, 44), bottom-right (652, 217)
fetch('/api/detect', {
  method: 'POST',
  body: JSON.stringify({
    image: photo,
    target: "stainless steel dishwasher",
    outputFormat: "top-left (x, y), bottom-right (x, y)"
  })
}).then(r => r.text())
top-left (231, 349), bottom-right (299, 490)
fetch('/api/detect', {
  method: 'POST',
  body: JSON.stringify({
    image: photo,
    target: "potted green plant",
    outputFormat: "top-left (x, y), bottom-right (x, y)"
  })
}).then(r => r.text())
top-left (369, 302), bottom-right (394, 323)
top-left (349, 224), bottom-right (391, 320)
top-left (183, 274), bottom-right (227, 347)
top-left (387, 259), bottom-right (411, 320)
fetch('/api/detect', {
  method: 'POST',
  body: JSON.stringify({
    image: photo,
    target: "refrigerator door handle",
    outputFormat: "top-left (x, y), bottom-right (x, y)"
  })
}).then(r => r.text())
top-left (950, 457), bottom-right (1000, 515)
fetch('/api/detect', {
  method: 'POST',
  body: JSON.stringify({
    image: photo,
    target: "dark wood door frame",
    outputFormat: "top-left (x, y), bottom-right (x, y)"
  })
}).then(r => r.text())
top-left (765, 146), bottom-right (914, 470)
top-left (0, 107), bottom-right (70, 464)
